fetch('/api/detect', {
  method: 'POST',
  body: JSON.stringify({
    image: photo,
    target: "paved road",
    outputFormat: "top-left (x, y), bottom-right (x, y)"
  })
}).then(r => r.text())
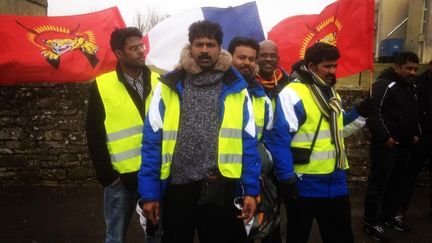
top-left (1, 185), bottom-right (430, 243)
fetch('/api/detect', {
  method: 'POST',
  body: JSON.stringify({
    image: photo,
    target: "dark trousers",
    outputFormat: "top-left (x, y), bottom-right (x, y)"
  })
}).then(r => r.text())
top-left (427, 154), bottom-right (432, 210)
top-left (161, 181), bottom-right (247, 243)
top-left (284, 195), bottom-right (354, 243)
top-left (429, 157), bottom-right (432, 209)
top-left (400, 133), bottom-right (432, 212)
top-left (261, 226), bottom-right (282, 243)
top-left (364, 143), bottom-right (412, 223)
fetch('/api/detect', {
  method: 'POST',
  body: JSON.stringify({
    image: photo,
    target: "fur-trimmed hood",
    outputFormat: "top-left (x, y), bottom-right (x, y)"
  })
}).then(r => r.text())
top-left (175, 44), bottom-right (232, 75)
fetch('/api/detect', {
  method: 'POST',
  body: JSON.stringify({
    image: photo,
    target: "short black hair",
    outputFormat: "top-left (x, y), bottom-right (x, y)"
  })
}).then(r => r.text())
top-left (394, 51), bottom-right (419, 65)
top-left (228, 36), bottom-right (260, 56)
top-left (304, 42), bottom-right (340, 65)
top-left (290, 59), bottom-right (305, 74)
top-left (188, 20), bottom-right (223, 45)
top-left (110, 27), bottom-right (143, 52)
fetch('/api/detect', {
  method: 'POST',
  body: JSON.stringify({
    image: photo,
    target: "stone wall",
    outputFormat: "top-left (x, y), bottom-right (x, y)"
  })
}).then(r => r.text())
top-left (340, 89), bottom-right (373, 185)
top-left (0, 84), bottom-right (430, 187)
top-left (0, 0), bottom-right (47, 16)
top-left (0, 82), bottom-right (95, 186)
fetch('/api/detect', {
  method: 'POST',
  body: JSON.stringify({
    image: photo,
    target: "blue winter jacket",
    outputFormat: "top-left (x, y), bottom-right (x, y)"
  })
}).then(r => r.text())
top-left (137, 67), bottom-right (261, 201)
top-left (266, 77), bottom-right (364, 198)
top-left (246, 77), bottom-right (273, 141)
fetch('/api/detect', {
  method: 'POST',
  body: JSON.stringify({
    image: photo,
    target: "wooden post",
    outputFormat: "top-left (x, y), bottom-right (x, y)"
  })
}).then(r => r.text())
top-left (359, 72), bottom-right (362, 86)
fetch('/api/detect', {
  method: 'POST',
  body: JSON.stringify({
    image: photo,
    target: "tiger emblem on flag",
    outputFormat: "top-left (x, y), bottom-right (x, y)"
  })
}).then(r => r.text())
top-left (16, 21), bottom-right (99, 69)
top-left (300, 16), bottom-right (342, 59)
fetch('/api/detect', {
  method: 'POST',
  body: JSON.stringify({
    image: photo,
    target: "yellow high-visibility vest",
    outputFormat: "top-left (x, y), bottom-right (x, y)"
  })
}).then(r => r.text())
top-left (288, 82), bottom-right (348, 174)
top-left (252, 96), bottom-right (266, 141)
top-left (159, 82), bottom-right (247, 179)
top-left (96, 70), bottom-right (159, 174)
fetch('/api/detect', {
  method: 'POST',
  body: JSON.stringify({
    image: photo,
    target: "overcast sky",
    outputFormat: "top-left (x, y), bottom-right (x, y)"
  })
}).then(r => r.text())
top-left (47, 0), bottom-right (336, 33)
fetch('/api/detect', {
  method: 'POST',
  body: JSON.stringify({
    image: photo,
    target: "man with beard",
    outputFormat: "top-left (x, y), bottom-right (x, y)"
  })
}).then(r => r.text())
top-left (228, 37), bottom-right (280, 242)
top-left (86, 27), bottom-right (160, 243)
top-left (256, 40), bottom-right (290, 98)
top-left (266, 42), bottom-right (361, 243)
top-left (363, 52), bottom-right (420, 240)
top-left (138, 21), bottom-right (260, 243)
top-left (228, 37), bottom-right (272, 165)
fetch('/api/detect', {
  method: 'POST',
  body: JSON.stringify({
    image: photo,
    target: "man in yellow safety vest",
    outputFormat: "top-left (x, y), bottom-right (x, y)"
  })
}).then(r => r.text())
top-left (138, 20), bottom-right (261, 243)
top-left (86, 27), bottom-right (159, 243)
top-left (266, 42), bottom-right (366, 243)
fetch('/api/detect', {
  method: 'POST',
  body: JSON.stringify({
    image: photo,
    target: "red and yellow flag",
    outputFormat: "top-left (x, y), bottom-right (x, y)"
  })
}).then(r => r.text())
top-left (268, 0), bottom-right (374, 78)
top-left (0, 7), bottom-right (126, 84)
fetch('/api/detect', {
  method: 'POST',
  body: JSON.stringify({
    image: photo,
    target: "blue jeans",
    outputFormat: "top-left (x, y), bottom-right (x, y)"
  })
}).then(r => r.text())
top-left (104, 180), bottom-right (139, 243)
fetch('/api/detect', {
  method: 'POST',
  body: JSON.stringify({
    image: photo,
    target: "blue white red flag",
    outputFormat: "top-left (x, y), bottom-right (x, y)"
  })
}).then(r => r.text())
top-left (144, 2), bottom-right (265, 72)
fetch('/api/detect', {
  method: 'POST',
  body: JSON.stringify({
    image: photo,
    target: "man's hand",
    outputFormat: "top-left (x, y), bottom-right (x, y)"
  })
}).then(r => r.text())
top-left (384, 137), bottom-right (399, 149)
top-left (413, 136), bottom-right (419, 144)
top-left (142, 201), bottom-right (160, 225)
top-left (356, 97), bottom-right (374, 118)
top-left (237, 195), bottom-right (256, 223)
top-left (278, 178), bottom-right (297, 201)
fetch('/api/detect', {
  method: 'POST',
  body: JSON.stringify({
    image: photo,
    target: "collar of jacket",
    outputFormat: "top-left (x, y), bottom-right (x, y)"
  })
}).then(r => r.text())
top-left (160, 45), bottom-right (247, 94)
top-left (263, 68), bottom-right (290, 98)
top-left (378, 67), bottom-right (414, 86)
top-left (175, 43), bottom-right (232, 75)
top-left (112, 63), bottom-right (153, 121)
top-left (115, 62), bottom-right (153, 91)
top-left (291, 69), bottom-right (331, 94)
top-left (246, 76), bottom-right (266, 98)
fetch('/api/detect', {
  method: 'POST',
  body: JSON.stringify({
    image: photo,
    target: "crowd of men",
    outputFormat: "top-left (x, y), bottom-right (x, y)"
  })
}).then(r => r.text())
top-left (86, 20), bottom-right (432, 243)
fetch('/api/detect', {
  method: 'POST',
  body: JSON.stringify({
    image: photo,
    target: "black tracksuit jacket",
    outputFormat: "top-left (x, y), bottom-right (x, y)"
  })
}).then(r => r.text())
top-left (367, 68), bottom-right (421, 145)
top-left (415, 68), bottom-right (432, 134)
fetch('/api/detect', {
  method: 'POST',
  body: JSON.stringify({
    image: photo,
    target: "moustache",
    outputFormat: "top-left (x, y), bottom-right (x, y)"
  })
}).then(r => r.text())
top-left (198, 54), bottom-right (211, 60)
top-left (326, 73), bottom-right (337, 86)
top-left (406, 75), bottom-right (416, 83)
top-left (240, 64), bottom-right (252, 71)
top-left (326, 73), bottom-right (336, 81)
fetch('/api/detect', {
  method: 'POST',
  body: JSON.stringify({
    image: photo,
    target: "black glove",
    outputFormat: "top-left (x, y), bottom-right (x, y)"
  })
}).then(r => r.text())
top-left (146, 221), bottom-right (159, 236)
top-left (356, 97), bottom-right (374, 118)
top-left (278, 178), bottom-right (298, 201)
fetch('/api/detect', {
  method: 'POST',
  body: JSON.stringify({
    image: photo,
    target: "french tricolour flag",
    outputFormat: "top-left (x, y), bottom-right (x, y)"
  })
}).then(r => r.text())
top-left (144, 2), bottom-right (265, 72)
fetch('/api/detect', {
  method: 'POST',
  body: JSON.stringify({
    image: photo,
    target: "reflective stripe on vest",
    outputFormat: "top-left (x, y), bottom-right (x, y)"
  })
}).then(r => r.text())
top-left (160, 83), bottom-right (180, 180)
top-left (96, 70), bottom-right (158, 174)
top-left (288, 82), bottom-right (348, 174)
top-left (217, 90), bottom-right (246, 178)
top-left (291, 130), bottom-right (344, 143)
top-left (252, 96), bottom-right (266, 141)
top-left (159, 83), bottom-right (246, 180)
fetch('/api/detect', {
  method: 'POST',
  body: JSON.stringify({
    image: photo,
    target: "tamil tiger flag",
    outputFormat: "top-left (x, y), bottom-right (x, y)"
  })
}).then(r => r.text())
top-left (268, 0), bottom-right (374, 77)
top-left (0, 7), bottom-right (125, 84)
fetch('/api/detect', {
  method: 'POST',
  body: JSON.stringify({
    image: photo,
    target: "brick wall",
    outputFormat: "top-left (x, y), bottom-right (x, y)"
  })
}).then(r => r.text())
top-left (0, 84), bottom-right (429, 187)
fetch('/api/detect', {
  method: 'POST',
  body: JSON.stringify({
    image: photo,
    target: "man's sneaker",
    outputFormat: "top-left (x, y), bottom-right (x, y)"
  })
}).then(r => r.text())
top-left (364, 222), bottom-right (391, 241)
top-left (385, 215), bottom-right (411, 233)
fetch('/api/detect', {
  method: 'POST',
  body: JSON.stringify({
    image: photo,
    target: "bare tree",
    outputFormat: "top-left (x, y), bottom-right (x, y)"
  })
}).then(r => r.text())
top-left (133, 6), bottom-right (167, 34)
